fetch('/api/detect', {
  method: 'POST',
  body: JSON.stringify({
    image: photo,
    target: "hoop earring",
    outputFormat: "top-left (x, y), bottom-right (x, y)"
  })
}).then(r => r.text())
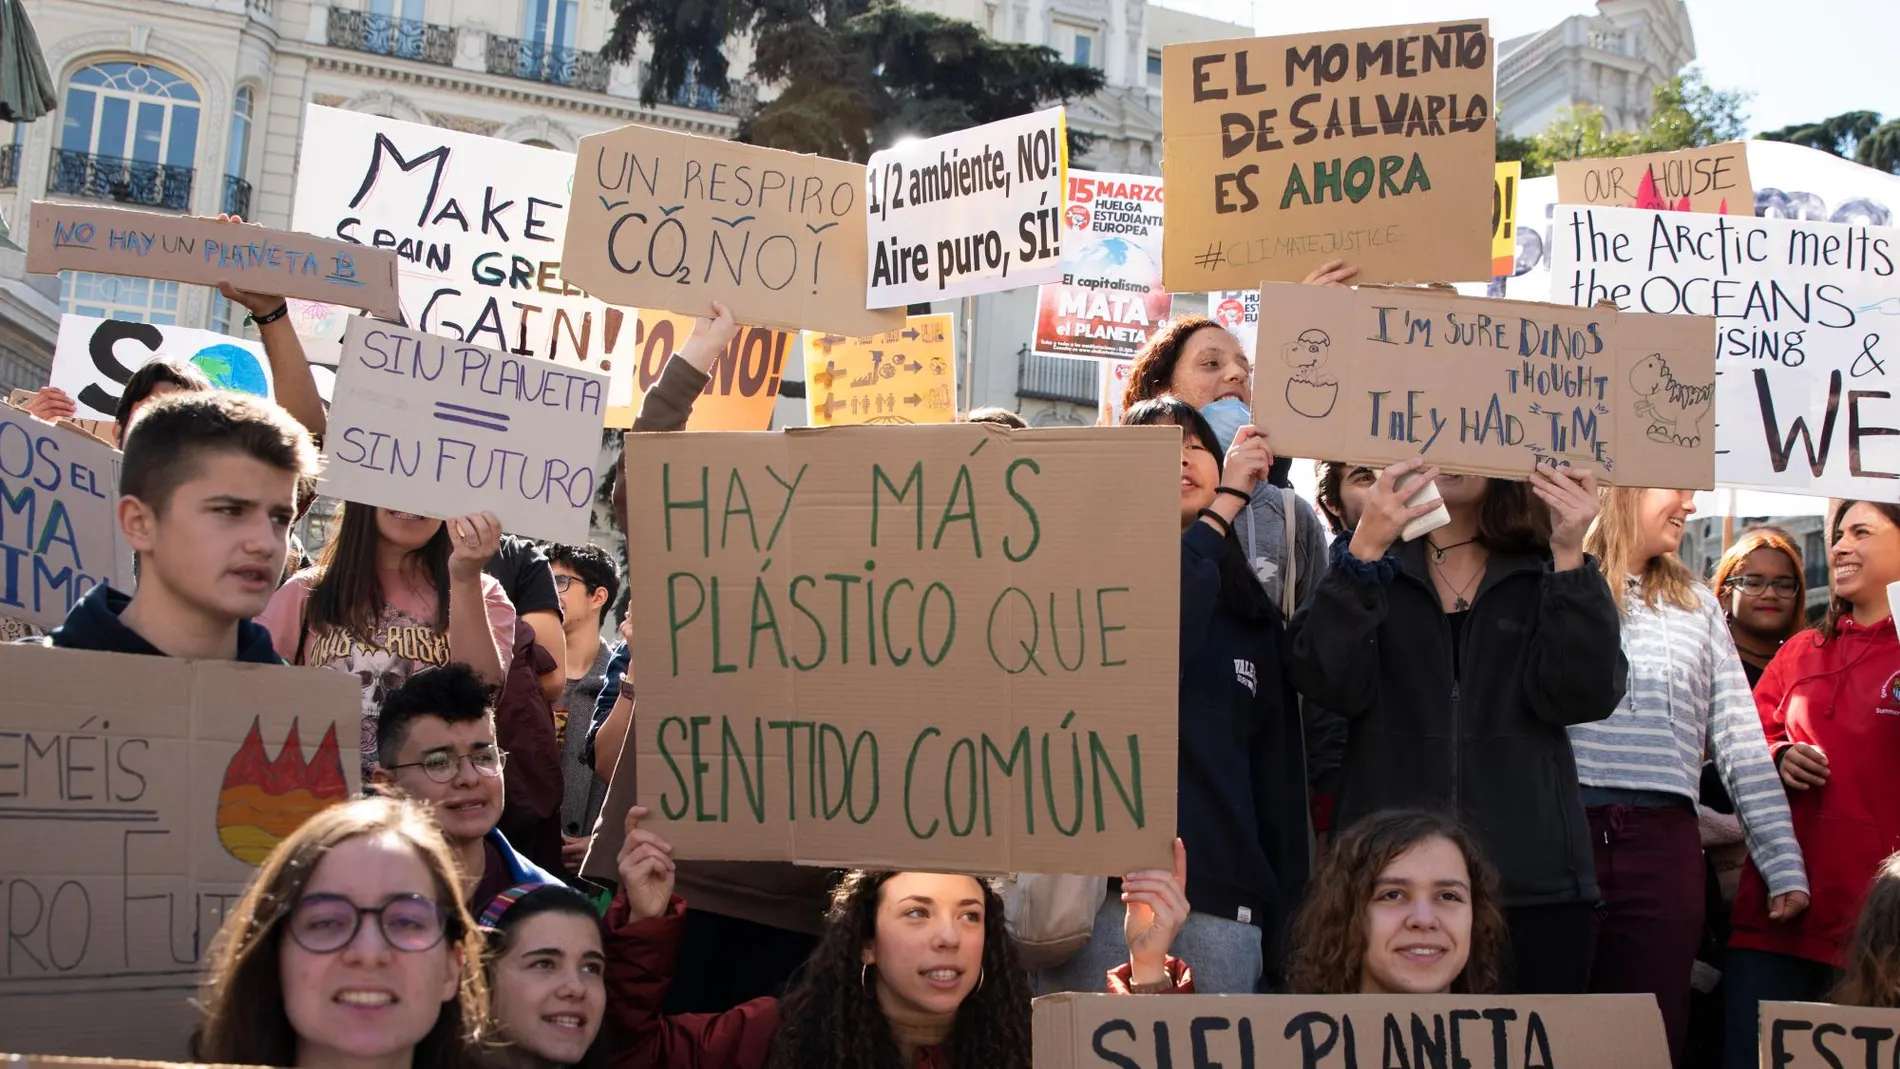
top-left (975, 968), bottom-right (984, 993)
top-left (861, 963), bottom-right (872, 992)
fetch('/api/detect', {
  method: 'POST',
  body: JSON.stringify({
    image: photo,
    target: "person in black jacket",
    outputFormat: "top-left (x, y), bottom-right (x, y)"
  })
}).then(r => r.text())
top-left (1287, 459), bottom-right (1625, 995)
top-left (1039, 396), bottom-right (1309, 995)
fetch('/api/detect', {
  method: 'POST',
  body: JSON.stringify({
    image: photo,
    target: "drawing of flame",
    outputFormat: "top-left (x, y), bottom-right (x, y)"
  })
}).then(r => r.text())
top-left (216, 718), bottom-right (350, 864)
top-left (1633, 170), bottom-right (1693, 213)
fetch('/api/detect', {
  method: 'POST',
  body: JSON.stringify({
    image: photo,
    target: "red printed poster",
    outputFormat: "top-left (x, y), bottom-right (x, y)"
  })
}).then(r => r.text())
top-left (1033, 171), bottom-right (1169, 360)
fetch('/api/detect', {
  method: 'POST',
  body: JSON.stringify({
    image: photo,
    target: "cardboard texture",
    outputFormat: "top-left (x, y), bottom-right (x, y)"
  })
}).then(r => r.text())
top-left (1251, 281), bottom-right (1717, 489)
top-left (562, 124), bottom-right (899, 339)
top-left (319, 317), bottom-right (608, 544)
top-left (627, 311), bottom-right (785, 432)
top-left (1032, 171), bottom-right (1169, 360)
top-left (0, 645), bottom-right (361, 1058)
top-left (1494, 160), bottom-right (1521, 277)
top-left (1548, 205), bottom-right (1898, 498)
top-left (584, 424), bottom-right (1181, 878)
top-left (1759, 1002), bottom-right (1900, 1068)
top-left (7, 389), bottom-right (114, 445)
top-left (52, 316), bottom-right (272, 422)
top-left (1031, 992), bottom-right (1671, 1068)
top-left (0, 404), bottom-right (133, 629)
top-left (803, 314), bottom-right (957, 426)
top-left (1160, 20), bottom-right (1496, 290)
top-left (866, 108), bottom-right (1070, 306)
top-left (26, 202), bottom-right (401, 319)
top-left (1555, 142), bottom-right (1754, 215)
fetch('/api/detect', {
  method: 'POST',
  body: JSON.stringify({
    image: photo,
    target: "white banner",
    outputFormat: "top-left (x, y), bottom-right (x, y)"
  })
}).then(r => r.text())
top-left (51, 314), bottom-right (272, 420)
top-left (319, 318), bottom-right (609, 543)
top-left (1031, 170), bottom-right (1167, 360)
top-left (865, 108), bottom-right (1068, 306)
top-left (1209, 290), bottom-right (1260, 359)
top-left (1549, 204), bottom-right (1898, 499)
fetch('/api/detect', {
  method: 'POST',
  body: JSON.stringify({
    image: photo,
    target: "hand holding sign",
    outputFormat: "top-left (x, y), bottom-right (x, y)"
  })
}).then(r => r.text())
top-left (1122, 837), bottom-right (1190, 986)
top-left (19, 386), bottom-right (77, 423)
top-left (617, 805), bottom-right (677, 922)
top-left (1529, 464), bottom-right (1599, 572)
top-left (1301, 259), bottom-right (1361, 288)
top-left (1222, 424), bottom-right (1275, 496)
top-left (447, 511), bottom-right (502, 582)
top-left (677, 301), bottom-right (741, 374)
top-left (1348, 458), bottom-right (1445, 563)
top-left (215, 214), bottom-right (293, 320)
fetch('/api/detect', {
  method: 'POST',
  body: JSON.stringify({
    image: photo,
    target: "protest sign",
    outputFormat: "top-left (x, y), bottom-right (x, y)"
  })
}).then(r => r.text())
top-left (1032, 171), bottom-right (1168, 360)
top-left (562, 124), bottom-right (898, 340)
top-left (1251, 281), bottom-right (1716, 488)
top-left (8, 390), bottom-right (114, 445)
top-left (291, 106), bottom-right (641, 422)
top-left (1160, 21), bottom-right (1496, 290)
top-left (1032, 992), bottom-right (1670, 1069)
top-left (319, 317), bottom-right (609, 544)
top-left (1099, 360), bottom-right (1134, 425)
top-left (52, 315), bottom-right (272, 422)
top-left (0, 644), bottom-right (360, 1057)
top-left (26, 202), bottom-right (400, 318)
top-left (1555, 143), bottom-right (1754, 215)
top-left (866, 108), bottom-right (1069, 306)
top-left (1494, 161), bottom-right (1521, 277)
top-left (0, 405), bottom-right (132, 629)
top-left (803, 315), bottom-right (956, 426)
top-left (1548, 205), bottom-right (1898, 498)
top-left (1759, 1002), bottom-right (1900, 1069)
top-left (1210, 289), bottom-right (1261, 358)
top-left (627, 311), bottom-right (785, 431)
top-left (584, 424), bottom-right (1180, 877)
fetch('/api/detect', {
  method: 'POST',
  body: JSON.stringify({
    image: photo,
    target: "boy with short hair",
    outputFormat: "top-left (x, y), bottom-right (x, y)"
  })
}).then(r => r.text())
top-left (544, 541), bottom-right (620, 871)
top-left (373, 663), bottom-right (560, 914)
top-left (46, 391), bottom-right (318, 661)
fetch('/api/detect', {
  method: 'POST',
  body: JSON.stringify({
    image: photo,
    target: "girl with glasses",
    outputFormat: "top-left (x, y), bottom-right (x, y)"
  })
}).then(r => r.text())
top-left (192, 795), bottom-right (488, 1069)
top-left (1710, 528), bottom-right (1810, 690)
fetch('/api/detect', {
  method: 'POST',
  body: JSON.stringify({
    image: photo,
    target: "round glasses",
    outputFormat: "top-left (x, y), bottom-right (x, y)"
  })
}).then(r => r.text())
top-left (287, 893), bottom-right (449, 953)
top-left (386, 748), bottom-right (507, 783)
top-left (1728, 574), bottom-right (1800, 598)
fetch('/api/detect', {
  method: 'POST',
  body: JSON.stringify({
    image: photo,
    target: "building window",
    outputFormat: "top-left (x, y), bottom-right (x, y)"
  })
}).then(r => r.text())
top-left (521, 0), bottom-right (578, 50)
top-left (371, 0), bottom-right (426, 25)
top-left (1146, 50), bottom-right (1162, 89)
top-left (53, 61), bottom-right (201, 211)
top-left (227, 86), bottom-right (253, 181)
top-left (62, 271), bottom-right (181, 325)
top-left (1073, 30), bottom-right (1094, 68)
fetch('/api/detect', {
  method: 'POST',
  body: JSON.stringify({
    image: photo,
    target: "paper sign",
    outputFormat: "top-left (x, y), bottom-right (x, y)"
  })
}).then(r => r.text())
top-left (625, 311), bottom-right (786, 431)
top-left (0, 405), bottom-right (133, 628)
top-left (1032, 992), bottom-right (1670, 1069)
top-left (1252, 281), bottom-right (1717, 488)
top-left (1555, 143), bottom-right (1754, 215)
top-left (866, 108), bottom-right (1069, 306)
top-left (1548, 205), bottom-right (1898, 498)
top-left (319, 318), bottom-right (608, 543)
top-left (26, 202), bottom-right (400, 318)
top-left (803, 315), bottom-right (956, 426)
top-left (52, 315), bottom-right (273, 422)
top-left (1494, 160), bottom-right (1521, 277)
top-left (586, 424), bottom-right (1181, 876)
top-left (1210, 289), bottom-right (1261, 358)
top-left (1099, 360), bottom-right (1134, 425)
top-left (1759, 1002), bottom-right (1900, 1068)
top-left (8, 389), bottom-right (115, 445)
top-left (0, 644), bottom-right (361, 1057)
top-left (561, 124), bottom-right (898, 340)
top-left (1032, 171), bottom-right (1168, 360)
top-left (1161, 21), bottom-right (1496, 290)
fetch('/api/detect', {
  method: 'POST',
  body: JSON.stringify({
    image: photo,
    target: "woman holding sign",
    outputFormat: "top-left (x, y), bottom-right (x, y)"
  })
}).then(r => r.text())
top-left (1286, 462), bottom-right (1626, 995)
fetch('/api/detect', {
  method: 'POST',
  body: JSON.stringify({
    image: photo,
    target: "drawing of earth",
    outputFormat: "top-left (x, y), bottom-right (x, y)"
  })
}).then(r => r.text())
top-left (190, 343), bottom-right (270, 397)
top-left (1071, 236), bottom-right (1160, 277)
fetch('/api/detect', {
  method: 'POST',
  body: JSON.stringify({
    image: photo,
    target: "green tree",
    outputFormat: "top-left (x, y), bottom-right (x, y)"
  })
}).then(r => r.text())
top-left (1642, 67), bottom-right (1751, 151)
top-left (603, 0), bottom-right (1105, 161)
top-left (1529, 104), bottom-right (1644, 168)
top-left (1758, 110), bottom-right (1883, 157)
top-left (1496, 130), bottom-right (1548, 178)
top-left (1856, 120), bottom-right (1900, 174)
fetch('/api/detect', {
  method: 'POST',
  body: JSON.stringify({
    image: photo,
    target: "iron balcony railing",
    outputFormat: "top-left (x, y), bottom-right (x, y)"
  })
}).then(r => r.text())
top-left (1017, 346), bottom-right (1099, 408)
top-left (485, 35), bottom-right (610, 93)
top-left (327, 7), bottom-right (456, 66)
top-left (0, 144), bottom-right (18, 188)
top-left (638, 62), bottom-right (725, 112)
top-left (223, 174), bottom-right (253, 218)
top-left (48, 149), bottom-right (193, 211)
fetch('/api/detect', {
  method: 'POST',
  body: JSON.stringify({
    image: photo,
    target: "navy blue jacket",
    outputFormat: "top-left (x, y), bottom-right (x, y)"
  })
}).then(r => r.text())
top-left (46, 584), bottom-right (282, 662)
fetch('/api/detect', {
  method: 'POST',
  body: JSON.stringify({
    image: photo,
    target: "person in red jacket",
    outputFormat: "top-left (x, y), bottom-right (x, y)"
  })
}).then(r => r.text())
top-left (1723, 500), bottom-right (1900, 1069)
top-left (601, 808), bottom-right (1195, 1069)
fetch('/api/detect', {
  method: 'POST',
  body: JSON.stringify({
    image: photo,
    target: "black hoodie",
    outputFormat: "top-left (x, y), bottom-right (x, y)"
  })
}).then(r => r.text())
top-left (45, 583), bottom-right (283, 662)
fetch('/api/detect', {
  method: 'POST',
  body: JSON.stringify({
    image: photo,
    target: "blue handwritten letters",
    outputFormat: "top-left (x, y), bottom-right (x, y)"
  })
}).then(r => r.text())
top-left (0, 406), bottom-right (128, 628)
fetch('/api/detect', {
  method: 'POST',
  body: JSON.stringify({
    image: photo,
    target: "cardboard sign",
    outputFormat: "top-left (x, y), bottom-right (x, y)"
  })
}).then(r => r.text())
top-left (1161, 21), bottom-right (1496, 290)
top-left (1548, 205), bottom-right (1898, 497)
top-left (52, 315), bottom-right (273, 422)
top-left (1494, 161), bottom-right (1521, 277)
top-left (803, 315), bottom-right (957, 426)
top-left (319, 318), bottom-right (609, 543)
top-left (562, 124), bottom-right (898, 340)
top-left (586, 424), bottom-right (1180, 876)
top-left (866, 108), bottom-right (1069, 306)
top-left (26, 202), bottom-right (401, 319)
top-left (0, 405), bottom-right (133, 629)
top-left (1555, 143), bottom-right (1754, 215)
top-left (0, 644), bottom-right (361, 1057)
top-left (1251, 281), bottom-right (1717, 488)
top-left (1759, 1002), bottom-right (1900, 1068)
top-left (1032, 992), bottom-right (1671, 1069)
top-left (1032, 171), bottom-right (1169, 360)
top-left (1099, 360), bottom-right (1135, 425)
top-left (624, 311), bottom-right (786, 431)
top-left (1210, 289), bottom-right (1261, 358)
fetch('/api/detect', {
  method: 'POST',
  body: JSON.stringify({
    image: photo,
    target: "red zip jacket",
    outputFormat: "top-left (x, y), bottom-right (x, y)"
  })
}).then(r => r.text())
top-left (602, 893), bottom-right (1195, 1069)
top-left (1730, 616), bottom-right (1900, 966)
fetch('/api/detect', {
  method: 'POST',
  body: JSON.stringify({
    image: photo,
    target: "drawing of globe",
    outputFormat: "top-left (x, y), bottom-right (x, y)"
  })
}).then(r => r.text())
top-left (1071, 236), bottom-right (1160, 276)
top-left (191, 343), bottom-right (270, 397)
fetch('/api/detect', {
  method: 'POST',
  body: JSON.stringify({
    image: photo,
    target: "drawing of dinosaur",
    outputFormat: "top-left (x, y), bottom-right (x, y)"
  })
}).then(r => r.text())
top-left (1628, 353), bottom-right (1713, 448)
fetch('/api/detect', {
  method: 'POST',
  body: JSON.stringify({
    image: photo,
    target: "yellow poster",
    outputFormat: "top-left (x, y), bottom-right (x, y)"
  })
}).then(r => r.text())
top-left (802, 314), bottom-right (957, 427)
top-left (612, 310), bottom-right (787, 431)
top-left (1493, 161), bottom-right (1521, 277)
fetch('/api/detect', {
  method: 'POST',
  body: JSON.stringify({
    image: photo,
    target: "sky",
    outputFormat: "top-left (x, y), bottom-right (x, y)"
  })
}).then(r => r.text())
top-left (1152, 0), bottom-right (1900, 137)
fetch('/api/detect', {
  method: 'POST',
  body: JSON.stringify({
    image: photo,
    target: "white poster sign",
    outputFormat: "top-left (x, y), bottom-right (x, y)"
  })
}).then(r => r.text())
top-left (0, 406), bottom-right (132, 628)
top-left (1031, 170), bottom-right (1168, 360)
top-left (319, 318), bottom-right (609, 543)
top-left (1209, 289), bottom-right (1260, 359)
top-left (290, 106), bottom-right (640, 422)
top-left (51, 315), bottom-right (273, 421)
top-left (865, 108), bottom-right (1068, 306)
top-left (1549, 204), bottom-right (1898, 499)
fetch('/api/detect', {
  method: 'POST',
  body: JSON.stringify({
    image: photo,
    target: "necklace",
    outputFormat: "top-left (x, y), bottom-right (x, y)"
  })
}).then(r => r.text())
top-left (1431, 555), bottom-right (1484, 612)
top-left (1427, 536), bottom-right (1477, 564)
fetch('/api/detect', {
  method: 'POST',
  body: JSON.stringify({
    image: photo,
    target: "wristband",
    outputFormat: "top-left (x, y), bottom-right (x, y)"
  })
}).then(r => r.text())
top-left (1214, 486), bottom-right (1252, 504)
top-left (250, 303), bottom-right (290, 327)
top-left (1196, 508), bottom-right (1232, 536)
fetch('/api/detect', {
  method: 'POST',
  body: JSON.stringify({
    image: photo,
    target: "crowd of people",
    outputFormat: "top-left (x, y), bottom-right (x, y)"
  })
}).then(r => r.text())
top-left (7, 252), bottom-right (1900, 1069)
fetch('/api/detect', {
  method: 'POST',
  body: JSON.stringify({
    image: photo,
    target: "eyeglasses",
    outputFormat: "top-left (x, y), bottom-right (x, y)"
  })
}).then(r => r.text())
top-left (286, 893), bottom-right (449, 954)
top-left (1728, 574), bottom-right (1800, 598)
top-left (386, 748), bottom-right (507, 783)
top-left (552, 575), bottom-right (586, 593)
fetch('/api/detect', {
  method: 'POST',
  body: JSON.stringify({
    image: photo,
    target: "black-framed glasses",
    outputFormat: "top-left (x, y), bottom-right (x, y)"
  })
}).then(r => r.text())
top-left (287, 893), bottom-right (449, 954)
top-left (552, 575), bottom-right (585, 593)
top-left (386, 748), bottom-right (507, 783)
top-left (1728, 574), bottom-right (1800, 598)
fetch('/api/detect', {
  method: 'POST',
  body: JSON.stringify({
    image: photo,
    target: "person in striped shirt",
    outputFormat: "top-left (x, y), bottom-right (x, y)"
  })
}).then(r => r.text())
top-left (1575, 487), bottom-right (1810, 1067)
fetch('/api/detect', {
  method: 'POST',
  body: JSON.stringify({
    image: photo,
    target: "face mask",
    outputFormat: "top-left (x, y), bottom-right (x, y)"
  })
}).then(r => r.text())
top-left (1200, 397), bottom-right (1252, 454)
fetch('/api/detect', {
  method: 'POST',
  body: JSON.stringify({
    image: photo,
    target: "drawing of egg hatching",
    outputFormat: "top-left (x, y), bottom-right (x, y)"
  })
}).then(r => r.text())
top-left (190, 342), bottom-right (270, 397)
top-left (217, 718), bottom-right (349, 864)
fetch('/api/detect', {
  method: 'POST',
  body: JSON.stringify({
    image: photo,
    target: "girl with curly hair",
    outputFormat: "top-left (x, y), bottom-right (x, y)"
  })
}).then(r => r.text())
top-left (1833, 852), bottom-right (1900, 1008)
top-left (601, 808), bottom-right (1195, 1069)
top-left (1709, 527), bottom-right (1810, 689)
top-left (1284, 809), bottom-right (1507, 995)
